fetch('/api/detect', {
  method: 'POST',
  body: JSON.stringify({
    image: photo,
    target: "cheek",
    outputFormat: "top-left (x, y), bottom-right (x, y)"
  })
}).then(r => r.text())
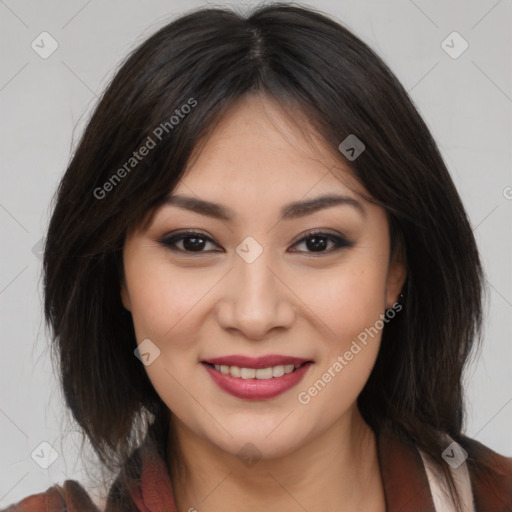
top-left (296, 269), bottom-right (386, 421)
top-left (292, 249), bottom-right (389, 409)
top-left (125, 255), bottom-right (215, 342)
top-left (124, 257), bottom-right (207, 420)
top-left (293, 256), bottom-right (389, 344)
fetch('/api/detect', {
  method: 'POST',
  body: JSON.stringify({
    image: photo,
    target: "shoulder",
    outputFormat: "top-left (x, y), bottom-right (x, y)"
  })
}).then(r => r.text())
top-left (1, 480), bottom-right (100, 512)
top-left (459, 435), bottom-right (512, 511)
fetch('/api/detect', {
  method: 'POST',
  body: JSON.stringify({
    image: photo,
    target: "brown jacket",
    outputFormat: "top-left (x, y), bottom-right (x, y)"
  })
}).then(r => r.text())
top-left (3, 426), bottom-right (512, 511)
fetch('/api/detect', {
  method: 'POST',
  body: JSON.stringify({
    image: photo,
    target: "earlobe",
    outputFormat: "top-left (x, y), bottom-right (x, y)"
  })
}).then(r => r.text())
top-left (385, 249), bottom-right (407, 310)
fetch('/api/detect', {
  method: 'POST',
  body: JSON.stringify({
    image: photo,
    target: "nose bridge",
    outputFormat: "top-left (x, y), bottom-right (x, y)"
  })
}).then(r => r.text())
top-left (217, 237), bottom-right (295, 338)
top-left (234, 240), bottom-right (279, 309)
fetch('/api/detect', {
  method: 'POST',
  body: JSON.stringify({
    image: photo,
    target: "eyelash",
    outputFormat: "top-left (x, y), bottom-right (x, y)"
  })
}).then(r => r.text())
top-left (158, 229), bottom-right (353, 256)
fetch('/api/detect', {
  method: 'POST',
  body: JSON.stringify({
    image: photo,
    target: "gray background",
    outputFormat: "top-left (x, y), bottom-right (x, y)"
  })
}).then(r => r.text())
top-left (1, 0), bottom-right (511, 508)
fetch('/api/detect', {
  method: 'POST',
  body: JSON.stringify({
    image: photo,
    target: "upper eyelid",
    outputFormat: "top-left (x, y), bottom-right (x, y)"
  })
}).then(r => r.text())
top-left (158, 229), bottom-right (352, 251)
top-left (159, 228), bottom-right (346, 242)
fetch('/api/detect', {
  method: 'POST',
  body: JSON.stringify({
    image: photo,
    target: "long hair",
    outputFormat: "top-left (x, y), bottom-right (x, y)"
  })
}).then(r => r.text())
top-left (43, 4), bottom-right (487, 509)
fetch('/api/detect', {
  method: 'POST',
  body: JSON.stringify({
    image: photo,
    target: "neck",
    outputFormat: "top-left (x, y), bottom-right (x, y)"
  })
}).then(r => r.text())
top-left (167, 406), bottom-right (386, 512)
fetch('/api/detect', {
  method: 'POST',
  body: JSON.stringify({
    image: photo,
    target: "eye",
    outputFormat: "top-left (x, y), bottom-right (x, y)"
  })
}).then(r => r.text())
top-left (158, 229), bottom-right (353, 255)
top-left (158, 230), bottom-right (221, 254)
top-left (289, 230), bottom-right (353, 255)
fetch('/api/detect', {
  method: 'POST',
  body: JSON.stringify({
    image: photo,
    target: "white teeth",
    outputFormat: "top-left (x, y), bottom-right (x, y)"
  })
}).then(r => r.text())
top-left (256, 367), bottom-right (273, 379)
top-left (272, 365), bottom-right (285, 377)
top-left (212, 363), bottom-right (303, 380)
top-left (240, 367), bottom-right (256, 379)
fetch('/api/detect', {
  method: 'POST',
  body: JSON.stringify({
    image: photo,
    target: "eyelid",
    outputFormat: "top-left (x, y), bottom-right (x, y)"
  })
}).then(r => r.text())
top-left (288, 229), bottom-right (354, 254)
top-left (158, 228), bottom-right (354, 254)
top-left (158, 230), bottom-right (222, 252)
top-left (290, 227), bottom-right (351, 246)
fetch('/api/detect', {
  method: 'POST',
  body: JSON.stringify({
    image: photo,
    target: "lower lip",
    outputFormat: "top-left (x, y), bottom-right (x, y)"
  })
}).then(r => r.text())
top-left (202, 362), bottom-right (313, 400)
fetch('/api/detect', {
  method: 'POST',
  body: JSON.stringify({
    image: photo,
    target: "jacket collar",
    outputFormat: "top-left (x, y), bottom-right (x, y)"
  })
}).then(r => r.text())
top-left (377, 428), bottom-right (436, 511)
top-left (117, 424), bottom-right (437, 512)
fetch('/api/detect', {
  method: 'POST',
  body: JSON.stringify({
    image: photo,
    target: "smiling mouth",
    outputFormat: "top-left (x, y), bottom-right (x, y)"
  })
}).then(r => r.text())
top-left (202, 360), bottom-right (313, 400)
top-left (203, 361), bottom-right (311, 380)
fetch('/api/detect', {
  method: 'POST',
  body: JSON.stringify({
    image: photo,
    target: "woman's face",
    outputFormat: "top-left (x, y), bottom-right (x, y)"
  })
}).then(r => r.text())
top-left (121, 94), bottom-right (405, 460)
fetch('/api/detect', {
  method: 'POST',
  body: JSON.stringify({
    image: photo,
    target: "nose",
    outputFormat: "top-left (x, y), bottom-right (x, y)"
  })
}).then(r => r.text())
top-left (215, 247), bottom-right (296, 341)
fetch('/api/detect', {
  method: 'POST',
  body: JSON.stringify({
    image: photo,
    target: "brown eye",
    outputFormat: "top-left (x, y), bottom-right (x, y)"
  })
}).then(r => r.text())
top-left (289, 231), bottom-right (353, 254)
top-left (158, 230), bottom-right (353, 256)
top-left (159, 231), bottom-right (222, 253)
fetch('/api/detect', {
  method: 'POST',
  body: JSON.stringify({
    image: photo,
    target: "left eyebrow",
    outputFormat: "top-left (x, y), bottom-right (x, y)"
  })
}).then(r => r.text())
top-left (164, 193), bottom-right (366, 221)
top-left (281, 194), bottom-right (366, 220)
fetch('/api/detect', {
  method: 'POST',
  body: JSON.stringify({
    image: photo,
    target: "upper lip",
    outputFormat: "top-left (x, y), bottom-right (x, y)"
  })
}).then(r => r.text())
top-left (202, 355), bottom-right (312, 369)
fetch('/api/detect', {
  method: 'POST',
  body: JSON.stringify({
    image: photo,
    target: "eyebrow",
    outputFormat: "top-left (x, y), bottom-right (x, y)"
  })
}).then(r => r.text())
top-left (164, 193), bottom-right (366, 221)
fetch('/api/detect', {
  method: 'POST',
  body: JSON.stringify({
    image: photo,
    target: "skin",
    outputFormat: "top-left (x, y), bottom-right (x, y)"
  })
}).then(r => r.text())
top-left (121, 93), bottom-right (406, 512)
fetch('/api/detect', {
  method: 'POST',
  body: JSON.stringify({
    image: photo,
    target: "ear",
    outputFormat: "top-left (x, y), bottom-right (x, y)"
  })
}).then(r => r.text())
top-left (120, 279), bottom-right (132, 312)
top-left (385, 241), bottom-right (407, 309)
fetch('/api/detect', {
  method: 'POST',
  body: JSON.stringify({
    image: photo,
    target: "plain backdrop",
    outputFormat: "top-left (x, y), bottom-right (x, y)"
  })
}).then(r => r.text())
top-left (1, 0), bottom-right (511, 508)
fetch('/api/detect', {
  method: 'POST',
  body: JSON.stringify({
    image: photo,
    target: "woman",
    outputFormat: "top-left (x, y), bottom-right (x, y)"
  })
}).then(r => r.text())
top-left (4, 3), bottom-right (511, 512)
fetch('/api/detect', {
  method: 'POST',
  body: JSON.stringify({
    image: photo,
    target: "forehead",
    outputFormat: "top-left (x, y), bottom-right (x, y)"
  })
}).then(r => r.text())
top-left (175, 94), bottom-right (366, 202)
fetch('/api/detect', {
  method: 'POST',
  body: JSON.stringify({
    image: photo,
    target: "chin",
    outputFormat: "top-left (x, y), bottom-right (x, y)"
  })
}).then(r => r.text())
top-left (207, 421), bottom-right (312, 462)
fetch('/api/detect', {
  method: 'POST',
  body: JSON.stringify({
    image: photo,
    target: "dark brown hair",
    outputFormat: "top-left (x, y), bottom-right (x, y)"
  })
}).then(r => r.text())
top-left (43, 3), bottom-right (489, 509)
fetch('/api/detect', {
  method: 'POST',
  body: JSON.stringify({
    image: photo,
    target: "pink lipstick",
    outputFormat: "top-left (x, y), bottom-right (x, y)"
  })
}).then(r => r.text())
top-left (201, 354), bottom-right (313, 400)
